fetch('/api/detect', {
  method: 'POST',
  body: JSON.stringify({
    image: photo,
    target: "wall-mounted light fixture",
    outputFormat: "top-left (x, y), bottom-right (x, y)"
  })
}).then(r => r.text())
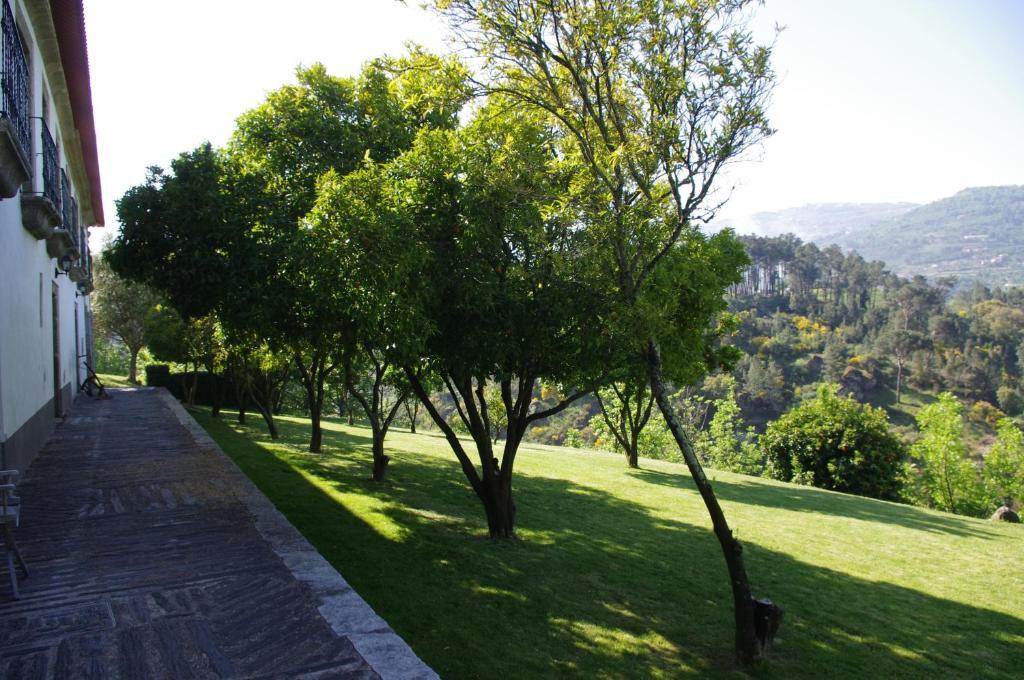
top-left (54, 254), bottom-right (73, 277)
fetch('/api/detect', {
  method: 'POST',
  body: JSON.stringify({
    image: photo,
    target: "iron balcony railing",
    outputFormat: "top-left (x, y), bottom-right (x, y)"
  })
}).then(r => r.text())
top-left (39, 118), bottom-right (59, 208)
top-left (1, 0), bottom-right (29, 162)
top-left (61, 168), bottom-right (75, 236)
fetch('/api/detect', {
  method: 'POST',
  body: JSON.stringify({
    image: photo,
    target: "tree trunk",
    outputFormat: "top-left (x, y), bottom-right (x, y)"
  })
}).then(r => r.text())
top-left (230, 366), bottom-right (248, 424)
top-left (256, 402), bottom-right (279, 439)
top-left (480, 474), bottom-right (515, 539)
top-left (210, 372), bottom-right (227, 418)
top-left (406, 369), bottom-right (518, 539)
top-left (237, 388), bottom-right (248, 424)
top-left (247, 377), bottom-right (279, 439)
top-left (627, 449), bottom-right (639, 469)
top-left (371, 426), bottom-right (390, 482)
top-left (405, 400), bottom-right (418, 433)
top-left (129, 347), bottom-right (140, 385)
top-left (647, 341), bottom-right (770, 666)
top-left (185, 365), bottom-right (199, 408)
top-left (309, 408), bottom-right (323, 453)
top-left (296, 353), bottom-right (329, 453)
top-left (895, 357), bottom-right (904, 405)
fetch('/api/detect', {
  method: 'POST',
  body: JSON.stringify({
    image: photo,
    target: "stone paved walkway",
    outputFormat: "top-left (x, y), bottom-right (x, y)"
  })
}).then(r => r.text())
top-left (0, 388), bottom-right (436, 679)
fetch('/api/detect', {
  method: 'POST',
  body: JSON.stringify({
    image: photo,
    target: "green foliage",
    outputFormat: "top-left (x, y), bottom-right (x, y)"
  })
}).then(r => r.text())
top-left (702, 379), bottom-right (762, 475)
top-left (593, 378), bottom-right (656, 466)
top-left (483, 384), bottom-right (508, 443)
top-left (93, 338), bottom-right (153, 378)
top-left (110, 144), bottom-right (238, 321)
top-left (592, 396), bottom-right (677, 463)
top-left (739, 355), bottom-right (789, 421)
top-left (983, 418), bottom-right (1024, 509)
top-left (762, 385), bottom-right (906, 500)
top-left (91, 254), bottom-right (161, 382)
top-left (821, 335), bottom-right (849, 383)
top-left (996, 383), bottom-right (1023, 416)
top-left (908, 393), bottom-right (987, 516)
top-left (143, 304), bottom-right (190, 365)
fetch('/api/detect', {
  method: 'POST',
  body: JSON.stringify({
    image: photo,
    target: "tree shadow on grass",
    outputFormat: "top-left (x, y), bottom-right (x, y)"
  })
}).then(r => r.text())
top-left (201, 416), bottom-right (1024, 680)
top-left (629, 467), bottom-right (1004, 540)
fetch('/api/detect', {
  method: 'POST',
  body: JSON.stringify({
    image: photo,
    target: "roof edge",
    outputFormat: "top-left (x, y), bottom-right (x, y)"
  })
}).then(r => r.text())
top-left (48, 0), bottom-right (103, 226)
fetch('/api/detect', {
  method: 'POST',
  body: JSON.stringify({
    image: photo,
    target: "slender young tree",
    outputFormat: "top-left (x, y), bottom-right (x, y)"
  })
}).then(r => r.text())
top-left (594, 376), bottom-right (656, 468)
top-left (432, 0), bottom-right (777, 664)
top-left (344, 350), bottom-right (410, 481)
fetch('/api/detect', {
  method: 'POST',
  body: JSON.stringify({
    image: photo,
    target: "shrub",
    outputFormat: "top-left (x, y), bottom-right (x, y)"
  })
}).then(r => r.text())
top-left (968, 400), bottom-right (1005, 427)
top-left (996, 385), bottom-right (1023, 417)
top-left (761, 385), bottom-right (905, 500)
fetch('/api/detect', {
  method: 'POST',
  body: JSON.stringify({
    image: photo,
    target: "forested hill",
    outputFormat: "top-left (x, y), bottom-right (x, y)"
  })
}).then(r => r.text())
top-left (726, 201), bottom-right (917, 240)
top-left (724, 186), bottom-right (1024, 286)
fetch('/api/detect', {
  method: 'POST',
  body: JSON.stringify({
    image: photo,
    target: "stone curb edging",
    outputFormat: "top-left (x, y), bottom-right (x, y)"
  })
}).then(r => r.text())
top-left (156, 388), bottom-right (438, 680)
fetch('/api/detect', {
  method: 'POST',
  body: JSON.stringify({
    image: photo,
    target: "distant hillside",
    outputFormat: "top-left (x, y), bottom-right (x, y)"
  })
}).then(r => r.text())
top-left (723, 186), bottom-right (1024, 286)
top-left (725, 202), bottom-right (917, 240)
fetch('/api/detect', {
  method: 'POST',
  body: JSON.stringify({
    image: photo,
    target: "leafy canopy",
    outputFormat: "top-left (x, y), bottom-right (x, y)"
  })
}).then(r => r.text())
top-left (762, 384), bottom-right (906, 501)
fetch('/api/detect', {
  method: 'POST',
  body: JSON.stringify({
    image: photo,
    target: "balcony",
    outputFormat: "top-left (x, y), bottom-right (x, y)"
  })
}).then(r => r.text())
top-left (76, 246), bottom-right (94, 293)
top-left (50, 168), bottom-right (81, 260)
top-left (0, 0), bottom-right (29, 198)
top-left (69, 198), bottom-right (92, 286)
top-left (24, 118), bottom-right (62, 243)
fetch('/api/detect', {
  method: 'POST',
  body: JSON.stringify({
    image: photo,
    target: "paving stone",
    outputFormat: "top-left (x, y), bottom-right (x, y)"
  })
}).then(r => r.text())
top-left (0, 388), bottom-right (434, 679)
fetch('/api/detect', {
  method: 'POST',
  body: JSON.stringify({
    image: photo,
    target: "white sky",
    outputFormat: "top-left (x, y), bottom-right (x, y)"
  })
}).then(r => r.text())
top-left (83, 0), bottom-right (1024, 244)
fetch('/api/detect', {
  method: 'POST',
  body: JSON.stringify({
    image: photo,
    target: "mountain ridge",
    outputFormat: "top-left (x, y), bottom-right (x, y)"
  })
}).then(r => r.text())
top-left (721, 185), bottom-right (1024, 286)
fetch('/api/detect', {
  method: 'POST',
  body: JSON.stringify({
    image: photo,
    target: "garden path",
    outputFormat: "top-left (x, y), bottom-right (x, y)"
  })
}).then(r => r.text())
top-left (0, 388), bottom-right (435, 679)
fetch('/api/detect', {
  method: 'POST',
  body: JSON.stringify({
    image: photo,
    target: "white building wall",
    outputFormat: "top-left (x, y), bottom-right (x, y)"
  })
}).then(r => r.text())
top-left (0, 198), bottom-right (59, 435)
top-left (0, 0), bottom-right (97, 470)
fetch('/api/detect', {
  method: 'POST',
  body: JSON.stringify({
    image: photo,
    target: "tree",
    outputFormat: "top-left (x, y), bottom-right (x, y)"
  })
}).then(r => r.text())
top-left (593, 407), bottom-right (677, 461)
top-left (305, 153), bottom-right (437, 476)
top-left (594, 377), bottom-right (656, 468)
top-left (344, 349), bottom-right (410, 481)
top-left (880, 277), bottom-right (942, 403)
top-left (983, 418), bottom-right (1024, 510)
top-left (703, 379), bottom-right (762, 475)
top-left (878, 324), bottom-right (927, 404)
top-left (821, 335), bottom-right (849, 384)
top-left (909, 392), bottom-right (985, 516)
top-left (247, 347), bottom-right (292, 440)
top-left (91, 255), bottom-right (159, 383)
top-left (761, 385), bottom-right (905, 500)
top-left (392, 102), bottom-right (601, 539)
top-left (109, 145), bottom-right (239, 321)
top-left (432, 0), bottom-right (777, 664)
top-left (227, 54), bottom-right (470, 453)
top-left (740, 356), bottom-right (789, 419)
top-left (143, 306), bottom-right (220, 409)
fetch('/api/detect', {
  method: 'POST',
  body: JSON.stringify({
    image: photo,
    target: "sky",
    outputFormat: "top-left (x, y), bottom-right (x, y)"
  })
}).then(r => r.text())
top-left (82, 0), bottom-right (1024, 246)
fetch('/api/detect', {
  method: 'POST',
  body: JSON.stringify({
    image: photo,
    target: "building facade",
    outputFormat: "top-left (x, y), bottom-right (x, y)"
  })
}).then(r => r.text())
top-left (0, 0), bottom-right (102, 472)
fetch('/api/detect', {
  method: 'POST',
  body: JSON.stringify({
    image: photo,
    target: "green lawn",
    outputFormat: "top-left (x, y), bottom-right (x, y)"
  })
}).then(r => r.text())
top-left (194, 410), bottom-right (1024, 679)
top-left (96, 373), bottom-right (136, 388)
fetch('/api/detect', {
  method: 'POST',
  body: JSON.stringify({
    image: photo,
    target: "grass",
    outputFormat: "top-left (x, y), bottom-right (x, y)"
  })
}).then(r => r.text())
top-left (96, 373), bottom-right (136, 388)
top-left (193, 409), bottom-right (1024, 679)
